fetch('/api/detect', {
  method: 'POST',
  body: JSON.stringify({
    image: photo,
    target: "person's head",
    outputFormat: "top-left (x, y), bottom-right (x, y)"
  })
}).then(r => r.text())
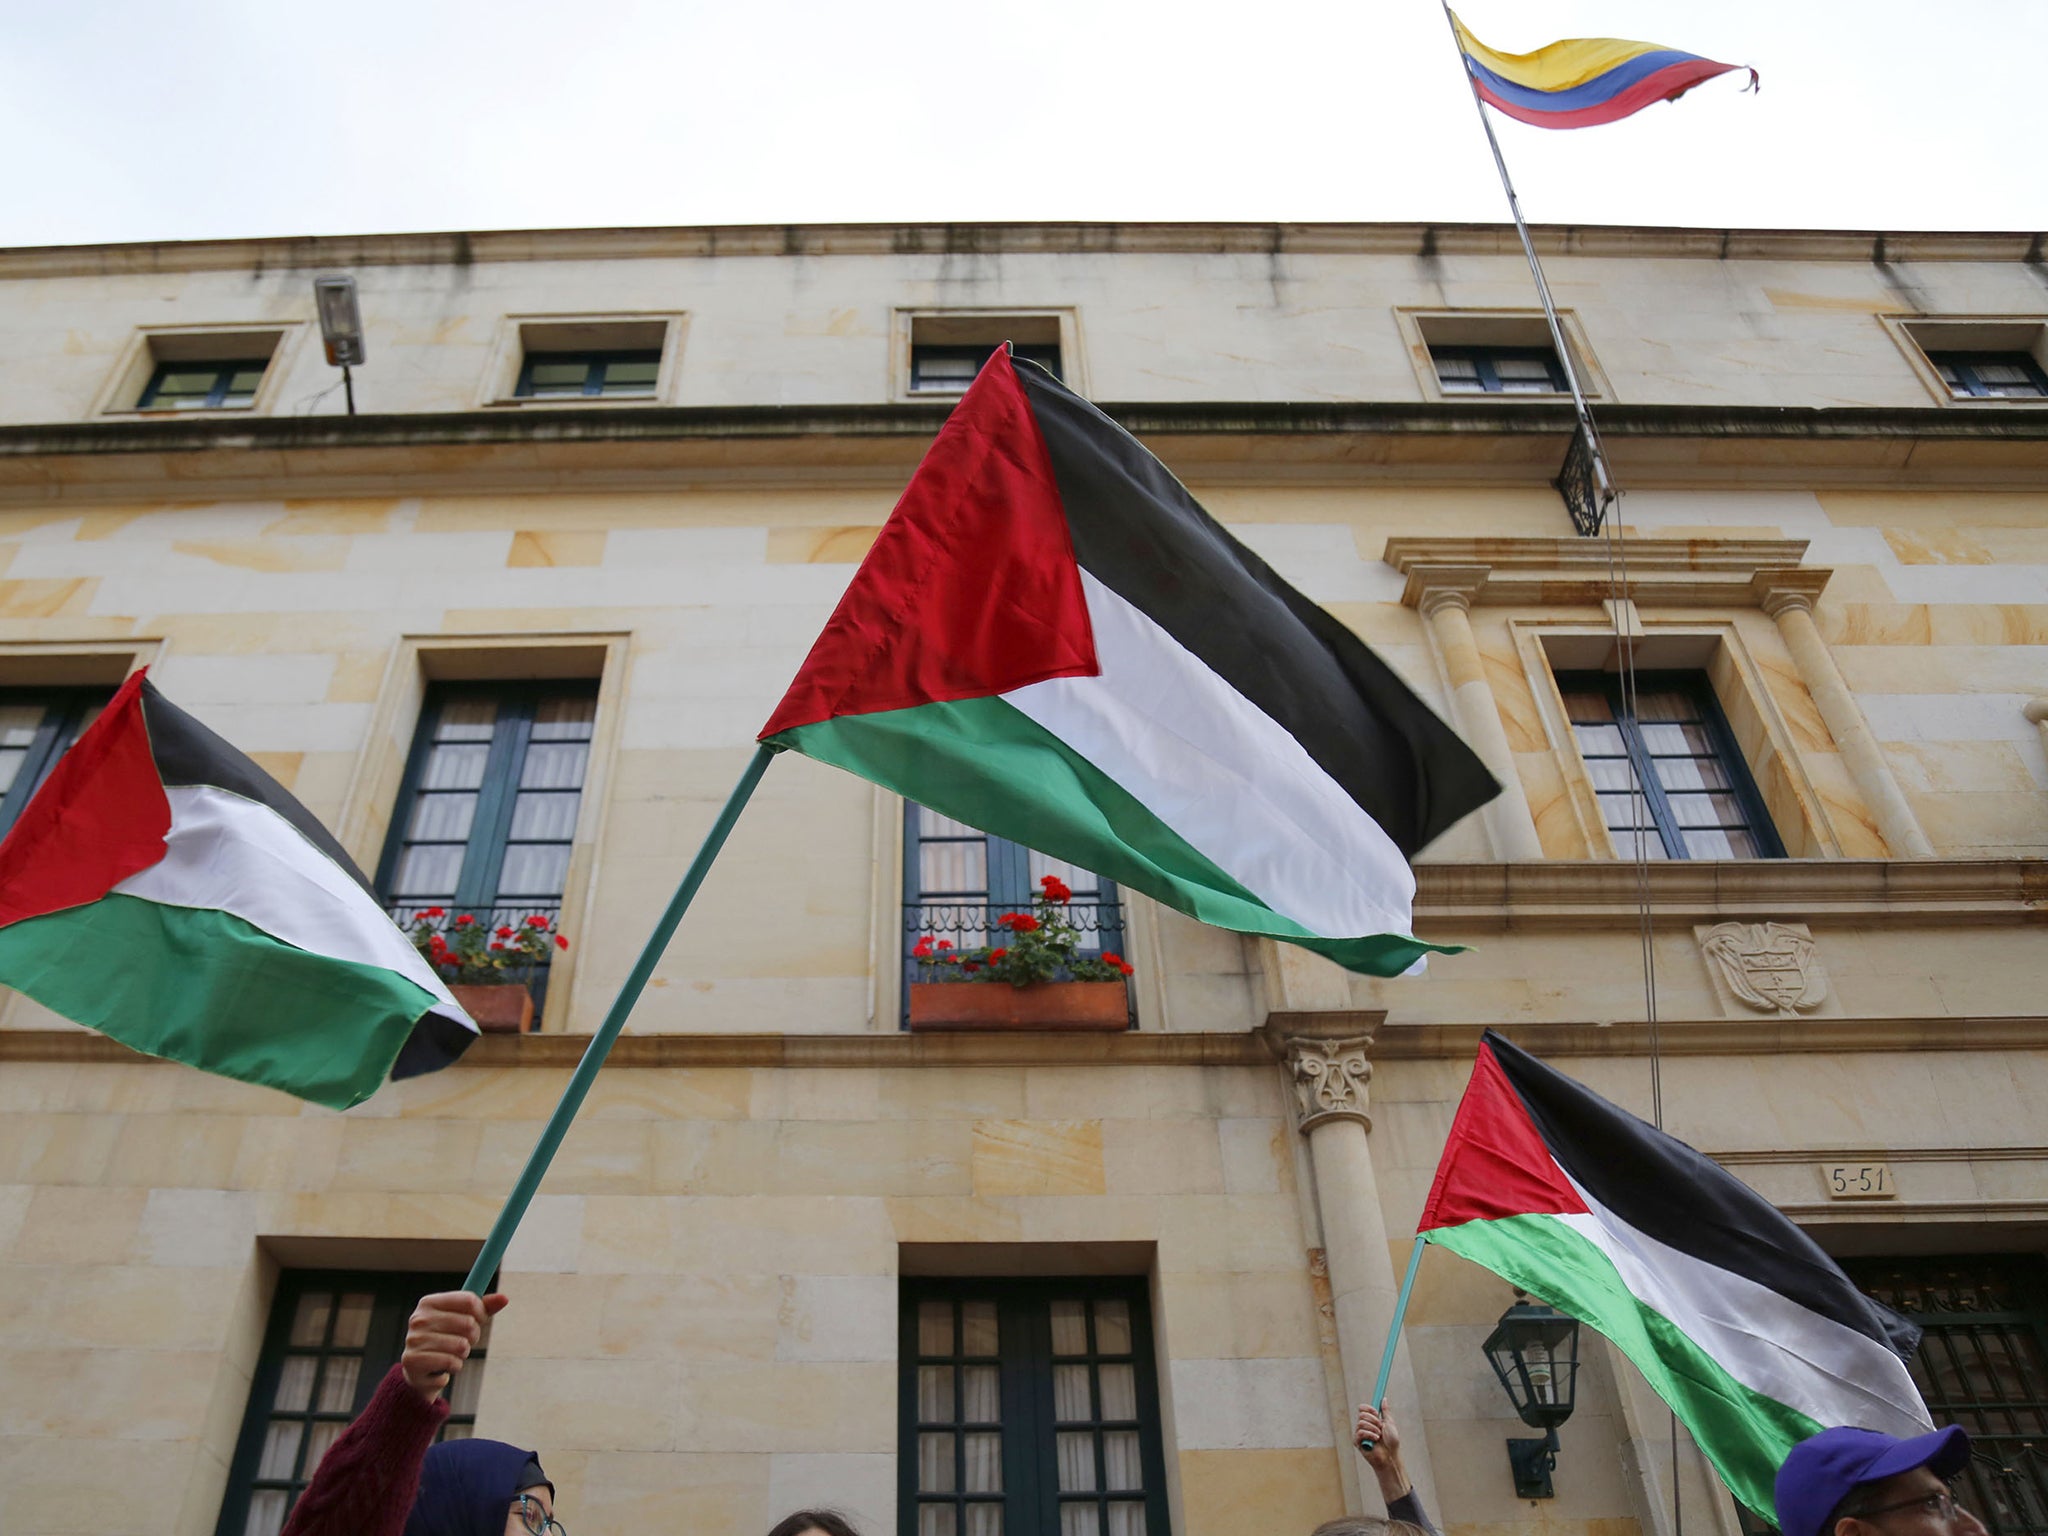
top-left (1776, 1426), bottom-right (1984, 1536)
top-left (405, 1438), bottom-right (558, 1536)
top-left (764, 1511), bottom-right (863, 1536)
top-left (1311, 1520), bottom-right (1431, 1536)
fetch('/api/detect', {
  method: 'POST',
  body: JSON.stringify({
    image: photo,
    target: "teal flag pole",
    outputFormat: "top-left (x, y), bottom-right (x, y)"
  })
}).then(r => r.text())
top-left (462, 742), bottom-right (779, 1294)
top-left (1356, 1234), bottom-right (1428, 1450)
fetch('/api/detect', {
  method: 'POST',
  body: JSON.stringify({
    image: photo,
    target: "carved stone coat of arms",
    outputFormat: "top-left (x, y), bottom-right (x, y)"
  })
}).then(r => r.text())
top-left (1699, 921), bottom-right (1829, 1016)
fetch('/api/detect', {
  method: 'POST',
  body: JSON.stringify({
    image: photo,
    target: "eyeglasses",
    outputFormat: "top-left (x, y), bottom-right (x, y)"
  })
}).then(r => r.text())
top-left (1853, 1486), bottom-right (1965, 1525)
top-left (513, 1493), bottom-right (568, 1536)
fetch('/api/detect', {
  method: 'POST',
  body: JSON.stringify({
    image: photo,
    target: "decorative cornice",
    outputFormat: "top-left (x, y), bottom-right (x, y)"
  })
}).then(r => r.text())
top-left (0, 221), bottom-right (2040, 280)
top-left (1363, 1017), bottom-right (2048, 1059)
top-left (1409, 857), bottom-right (2048, 928)
top-left (1384, 536), bottom-right (1826, 609)
top-left (5, 406), bottom-right (2048, 503)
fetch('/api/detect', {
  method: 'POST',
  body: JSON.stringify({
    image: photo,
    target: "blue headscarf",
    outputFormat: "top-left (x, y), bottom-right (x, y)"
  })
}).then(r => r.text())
top-left (404, 1438), bottom-right (551, 1536)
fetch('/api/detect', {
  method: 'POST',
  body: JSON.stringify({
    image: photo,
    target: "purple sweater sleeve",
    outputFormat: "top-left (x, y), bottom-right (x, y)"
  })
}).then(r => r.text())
top-left (1388, 1489), bottom-right (1439, 1536)
top-left (279, 1366), bottom-right (449, 1536)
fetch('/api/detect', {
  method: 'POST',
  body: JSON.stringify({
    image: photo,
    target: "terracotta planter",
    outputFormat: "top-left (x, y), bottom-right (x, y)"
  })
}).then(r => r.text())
top-left (908, 980), bottom-right (1129, 1032)
top-left (451, 982), bottom-right (535, 1035)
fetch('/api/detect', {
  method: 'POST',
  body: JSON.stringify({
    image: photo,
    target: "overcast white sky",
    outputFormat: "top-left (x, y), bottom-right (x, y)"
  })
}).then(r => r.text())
top-left (3, 0), bottom-right (2041, 247)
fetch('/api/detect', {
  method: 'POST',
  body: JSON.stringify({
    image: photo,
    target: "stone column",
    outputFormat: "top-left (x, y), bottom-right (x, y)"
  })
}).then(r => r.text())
top-left (1281, 1030), bottom-right (1440, 1515)
top-left (1408, 565), bottom-right (1544, 859)
top-left (1758, 585), bottom-right (1935, 858)
top-left (2025, 698), bottom-right (2048, 763)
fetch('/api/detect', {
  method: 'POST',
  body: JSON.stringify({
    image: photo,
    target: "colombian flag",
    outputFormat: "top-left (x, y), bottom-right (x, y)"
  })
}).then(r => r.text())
top-left (1453, 12), bottom-right (1757, 130)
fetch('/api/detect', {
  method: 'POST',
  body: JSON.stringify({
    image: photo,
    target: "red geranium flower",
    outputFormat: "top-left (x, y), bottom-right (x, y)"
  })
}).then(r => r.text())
top-left (1116, 961), bottom-right (1134, 976)
top-left (936, 939), bottom-right (953, 951)
top-left (455, 914), bottom-right (475, 927)
top-left (1101, 952), bottom-right (1123, 967)
top-left (999, 913), bottom-right (1040, 933)
top-left (961, 961), bottom-right (981, 973)
top-left (912, 936), bottom-right (934, 958)
top-left (526, 915), bottom-right (549, 928)
top-left (990, 947), bottom-right (1008, 962)
top-left (489, 941), bottom-right (505, 952)
top-left (1039, 875), bottom-right (1072, 903)
top-left (495, 925), bottom-right (516, 938)
top-left (555, 935), bottom-right (570, 950)
top-left (423, 906), bottom-right (446, 919)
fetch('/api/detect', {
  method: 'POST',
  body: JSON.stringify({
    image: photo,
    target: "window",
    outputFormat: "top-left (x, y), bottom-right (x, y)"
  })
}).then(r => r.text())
top-left (514, 349), bottom-right (663, 399)
top-left (1929, 352), bottom-right (2048, 400)
top-left (911, 342), bottom-right (1063, 394)
top-left (0, 687), bottom-right (108, 834)
top-left (217, 1269), bottom-right (486, 1536)
top-left (1557, 671), bottom-right (1782, 860)
top-left (903, 804), bottom-right (1128, 1026)
top-left (1431, 345), bottom-right (1567, 396)
top-left (377, 682), bottom-right (597, 1016)
top-left (1846, 1255), bottom-right (2048, 1536)
top-left (901, 1280), bottom-right (1170, 1536)
top-left (138, 358), bottom-right (271, 410)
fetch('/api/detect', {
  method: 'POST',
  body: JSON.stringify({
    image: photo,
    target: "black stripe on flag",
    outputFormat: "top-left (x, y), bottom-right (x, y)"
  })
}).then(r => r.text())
top-left (1483, 1031), bottom-right (1921, 1360)
top-left (1012, 359), bottom-right (1498, 856)
top-left (141, 680), bottom-right (380, 896)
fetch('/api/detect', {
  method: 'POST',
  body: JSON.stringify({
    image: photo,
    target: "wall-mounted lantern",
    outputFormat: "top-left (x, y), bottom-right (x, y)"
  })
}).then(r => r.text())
top-left (1482, 1291), bottom-right (1582, 1498)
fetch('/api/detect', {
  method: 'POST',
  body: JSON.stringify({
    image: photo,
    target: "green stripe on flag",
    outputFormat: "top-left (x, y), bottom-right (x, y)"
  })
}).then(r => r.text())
top-left (0, 893), bottom-right (438, 1110)
top-left (773, 696), bottom-right (1446, 977)
top-left (1426, 1212), bottom-right (1821, 1523)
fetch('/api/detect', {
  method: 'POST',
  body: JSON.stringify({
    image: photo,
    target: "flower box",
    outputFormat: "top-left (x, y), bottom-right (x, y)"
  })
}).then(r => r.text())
top-left (451, 982), bottom-right (535, 1035)
top-left (908, 980), bottom-right (1128, 1032)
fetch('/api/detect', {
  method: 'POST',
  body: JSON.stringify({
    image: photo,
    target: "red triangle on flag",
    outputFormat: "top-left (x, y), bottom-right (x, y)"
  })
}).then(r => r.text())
top-left (1419, 1039), bottom-right (1589, 1230)
top-left (760, 348), bottom-right (1098, 738)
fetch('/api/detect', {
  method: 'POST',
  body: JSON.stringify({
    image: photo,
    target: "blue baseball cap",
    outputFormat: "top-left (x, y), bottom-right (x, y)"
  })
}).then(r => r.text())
top-left (1776, 1426), bottom-right (1972, 1536)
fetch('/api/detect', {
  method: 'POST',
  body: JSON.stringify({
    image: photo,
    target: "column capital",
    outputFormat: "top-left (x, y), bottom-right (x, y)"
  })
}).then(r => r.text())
top-left (1281, 1033), bottom-right (1376, 1134)
top-left (1401, 563), bottom-right (1492, 614)
top-left (1752, 567), bottom-right (1831, 618)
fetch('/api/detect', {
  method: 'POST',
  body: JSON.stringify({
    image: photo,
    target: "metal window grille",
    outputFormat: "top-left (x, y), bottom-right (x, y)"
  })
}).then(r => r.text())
top-left (901, 1280), bottom-right (1171, 1536)
top-left (902, 802), bottom-right (1131, 1027)
top-left (910, 343), bottom-right (1063, 393)
top-left (1846, 1256), bottom-right (2048, 1536)
top-left (1557, 671), bottom-right (1783, 860)
top-left (215, 1270), bottom-right (484, 1536)
top-left (0, 686), bottom-right (108, 835)
top-left (1929, 352), bottom-right (2048, 400)
top-left (377, 682), bottom-right (597, 1021)
top-left (514, 349), bottom-right (663, 398)
top-left (138, 359), bottom-right (270, 410)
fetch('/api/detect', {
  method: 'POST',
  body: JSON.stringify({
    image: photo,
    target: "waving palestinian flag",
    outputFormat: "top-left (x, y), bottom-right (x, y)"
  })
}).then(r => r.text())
top-left (761, 347), bottom-right (1497, 975)
top-left (1419, 1031), bottom-right (1931, 1522)
top-left (0, 671), bottom-right (476, 1109)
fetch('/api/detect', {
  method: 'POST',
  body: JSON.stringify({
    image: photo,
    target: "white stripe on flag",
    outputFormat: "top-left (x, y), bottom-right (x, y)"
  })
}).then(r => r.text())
top-left (1005, 571), bottom-right (1418, 941)
top-left (117, 784), bottom-right (475, 1033)
top-left (1557, 1181), bottom-right (1930, 1436)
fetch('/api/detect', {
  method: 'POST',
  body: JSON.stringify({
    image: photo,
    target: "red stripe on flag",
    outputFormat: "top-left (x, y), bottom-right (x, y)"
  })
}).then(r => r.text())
top-left (1475, 58), bottom-right (1740, 129)
top-left (0, 669), bottom-right (170, 927)
top-left (760, 347), bottom-right (1097, 737)
top-left (1418, 1039), bottom-right (1589, 1230)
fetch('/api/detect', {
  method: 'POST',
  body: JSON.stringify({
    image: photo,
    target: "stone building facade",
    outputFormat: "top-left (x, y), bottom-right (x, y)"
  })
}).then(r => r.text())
top-left (0, 222), bottom-right (2043, 1536)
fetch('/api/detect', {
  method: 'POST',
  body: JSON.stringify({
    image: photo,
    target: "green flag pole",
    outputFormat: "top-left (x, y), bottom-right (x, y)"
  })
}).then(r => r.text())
top-left (1356, 1234), bottom-right (1427, 1451)
top-left (462, 742), bottom-right (779, 1294)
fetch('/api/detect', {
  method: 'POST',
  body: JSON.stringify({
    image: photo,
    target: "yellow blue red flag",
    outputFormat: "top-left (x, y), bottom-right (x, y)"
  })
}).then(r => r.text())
top-left (1452, 12), bottom-right (1757, 129)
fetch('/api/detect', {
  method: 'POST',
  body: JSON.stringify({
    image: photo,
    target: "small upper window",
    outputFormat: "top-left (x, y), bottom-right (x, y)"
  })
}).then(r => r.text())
top-left (137, 358), bottom-right (270, 411)
top-left (1432, 345), bottom-right (1567, 396)
top-left (514, 349), bottom-right (663, 400)
top-left (1928, 351), bottom-right (2048, 400)
top-left (911, 341), bottom-right (1063, 395)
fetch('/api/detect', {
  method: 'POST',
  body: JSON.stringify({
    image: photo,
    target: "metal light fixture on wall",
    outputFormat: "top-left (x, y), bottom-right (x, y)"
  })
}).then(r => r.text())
top-left (312, 275), bottom-right (366, 415)
top-left (1482, 1291), bottom-right (1581, 1499)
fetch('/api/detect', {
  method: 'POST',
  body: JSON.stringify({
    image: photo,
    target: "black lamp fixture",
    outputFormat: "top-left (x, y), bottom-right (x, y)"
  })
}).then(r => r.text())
top-left (1482, 1290), bottom-right (1582, 1499)
top-left (313, 275), bottom-right (366, 415)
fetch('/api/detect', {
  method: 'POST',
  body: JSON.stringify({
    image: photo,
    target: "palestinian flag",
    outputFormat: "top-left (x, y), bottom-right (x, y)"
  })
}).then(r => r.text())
top-left (0, 671), bottom-right (476, 1110)
top-left (760, 348), bottom-right (1498, 975)
top-left (1419, 1031), bottom-right (1931, 1522)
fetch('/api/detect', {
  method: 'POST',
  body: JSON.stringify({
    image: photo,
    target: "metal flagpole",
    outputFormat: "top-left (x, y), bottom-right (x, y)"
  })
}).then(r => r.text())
top-left (1435, 0), bottom-right (1615, 530)
top-left (1355, 1235), bottom-right (1427, 1451)
top-left (461, 742), bottom-right (780, 1294)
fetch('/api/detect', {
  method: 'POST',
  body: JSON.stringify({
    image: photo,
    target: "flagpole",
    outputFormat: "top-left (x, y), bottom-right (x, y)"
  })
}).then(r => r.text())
top-left (461, 742), bottom-right (780, 1294)
top-left (1436, 0), bottom-right (1615, 519)
top-left (1356, 1235), bottom-right (1428, 1451)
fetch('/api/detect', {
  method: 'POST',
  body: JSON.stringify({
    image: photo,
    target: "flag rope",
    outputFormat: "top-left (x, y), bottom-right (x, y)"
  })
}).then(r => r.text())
top-left (462, 742), bottom-right (780, 1294)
